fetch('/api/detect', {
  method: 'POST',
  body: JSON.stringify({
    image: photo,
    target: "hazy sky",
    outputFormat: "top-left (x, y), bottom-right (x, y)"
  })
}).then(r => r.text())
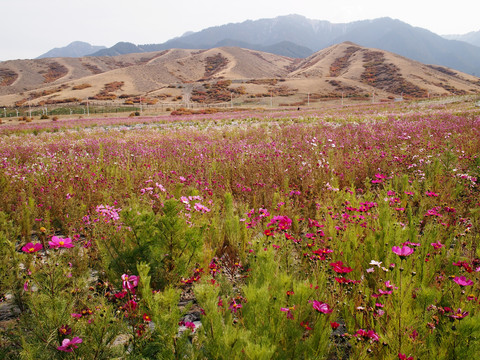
top-left (2, 0), bottom-right (480, 61)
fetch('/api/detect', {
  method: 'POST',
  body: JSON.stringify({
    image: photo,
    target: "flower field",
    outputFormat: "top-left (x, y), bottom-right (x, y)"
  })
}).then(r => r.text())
top-left (0, 101), bottom-right (479, 359)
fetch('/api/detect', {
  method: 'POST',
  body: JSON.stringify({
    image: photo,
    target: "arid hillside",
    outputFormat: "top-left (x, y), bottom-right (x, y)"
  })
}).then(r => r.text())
top-left (1, 42), bottom-right (479, 107)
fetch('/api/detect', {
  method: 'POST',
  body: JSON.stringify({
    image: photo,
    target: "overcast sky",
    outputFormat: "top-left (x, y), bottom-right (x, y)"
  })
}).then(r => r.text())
top-left (2, 0), bottom-right (480, 61)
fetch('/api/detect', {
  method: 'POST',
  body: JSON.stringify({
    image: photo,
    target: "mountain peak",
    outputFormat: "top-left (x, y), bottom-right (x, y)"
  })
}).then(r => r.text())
top-left (37, 41), bottom-right (106, 59)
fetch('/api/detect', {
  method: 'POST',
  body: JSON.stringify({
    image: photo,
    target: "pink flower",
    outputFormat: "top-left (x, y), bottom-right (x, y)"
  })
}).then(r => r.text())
top-left (392, 245), bottom-right (414, 259)
top-left (267, 215), bottom-right (292, 231)
top-left (194, 203), bottom-right (211, 213)
top-left (355, 329), bottom-right (379, 342)
top-left (21, 242), bottom-right (43, 253)
top-left (449, 308), bottom-right (469, 320)
top-left (430, 241), bottom-right (444, 250)
top-left (453, 276), bottom-right (474, 287)
top-left (229, 300), bottom-right (242, 313)
top-left (398, 353), bottom-right (414, 360)
top-left (49, 236), bottom-right (74, 249)
top-left (179, 320), bottom-right (196, 331)
top-left (57, 337), bottom-right (82, 352)
top-left (312, 300), bottom-right (333, 314)
top-left (280, 306), bottom-right (295, 319)
top-left (121, 274), bottom-right (139, 290)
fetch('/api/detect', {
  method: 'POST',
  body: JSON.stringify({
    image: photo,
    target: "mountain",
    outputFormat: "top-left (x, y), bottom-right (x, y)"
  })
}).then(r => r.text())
top-left (1, 43), bottom-right (479, 108)
top-left (91, 42), bottom-right (144, 57)
top-left (444, 30), bottom-right (480, 47)
top-left (89, 15), bottom-right (480, 75)
top-left (37, 41), bottom-right (106, 59)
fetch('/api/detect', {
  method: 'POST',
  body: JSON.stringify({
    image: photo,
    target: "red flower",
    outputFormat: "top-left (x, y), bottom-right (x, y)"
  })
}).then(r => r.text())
top-left (300, 321), bottom-right (312, 330)
top-left (143, 313), bottom-right (151, 322)
top-left (330, 261), bottom-right (353, 273)
top-left (58, 325), bottom-right (72, 336)
top-left (330, 322), bottom-right (340, 330)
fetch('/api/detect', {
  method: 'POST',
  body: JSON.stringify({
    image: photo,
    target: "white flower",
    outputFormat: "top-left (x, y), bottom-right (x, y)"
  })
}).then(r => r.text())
top-left (369, 260), bottom-right (382, 267)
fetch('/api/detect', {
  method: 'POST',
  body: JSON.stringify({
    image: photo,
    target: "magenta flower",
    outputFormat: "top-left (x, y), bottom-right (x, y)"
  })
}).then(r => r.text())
top-left (280, 306), bottom-right (295, 319)
top-left (312, 300), bottom-right (333, 314)
top-left (431, 240), bottom-right (444, 250)
top-left (392, 245), bottom-right (414, 259)
top-left (229, 300), bottom-right (242, 313)
top-left (57, 337), bottom-right (82, 352)
top-left (267, 215), bottom-right (292, 231)
top-left (121, 274), bottom-right (139, 290)
top-left (21, 242), bottom-right (43, 253)
top-left (453, 276), bottom-right (474, 287)
top-left (449, 308), bottom-right (469, 320)
top-left (179, 320), bottom-right (196, 331)
top-left (355, 329), bottom-right (379, 342)
top-left (58, 325), bottom-right (72, 336)
top-left (330, 261), bottom-right (353, 273)
top-left (49, 236), bottom-right (74, 249)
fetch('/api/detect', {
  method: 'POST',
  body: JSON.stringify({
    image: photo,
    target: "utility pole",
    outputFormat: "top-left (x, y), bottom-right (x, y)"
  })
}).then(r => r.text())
top-left (87, 100), bottom-right (90, 116)
top-left (270, 91), bottom-right (273, 107)
top-left (230, 92), bottom-right (233, 108)
top-left (307, 93), bottom-right (310, 107)
top-left (140, 97), bottom-right (142, 114)
top-left (4, 107), bottom-right (6, 117)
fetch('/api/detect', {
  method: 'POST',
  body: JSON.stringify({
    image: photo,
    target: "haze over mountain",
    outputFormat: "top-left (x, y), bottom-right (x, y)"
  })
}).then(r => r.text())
top-left (1, 43), bottom-right (479, 108)
top-left (80, 15), bottom-right (480, 76)
top-left (37, 41), bottom-right (106, 59)
top-left (443, 30), bottom-right (480, 47)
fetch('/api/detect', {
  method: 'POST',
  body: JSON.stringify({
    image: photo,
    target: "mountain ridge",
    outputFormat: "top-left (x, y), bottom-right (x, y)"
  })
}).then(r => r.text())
top-left (84, 15), bottom-right (480, 75)
top-left (37, 41), bottom-right (106, 59)
top-left (1, 43), bottom-right (479, 108)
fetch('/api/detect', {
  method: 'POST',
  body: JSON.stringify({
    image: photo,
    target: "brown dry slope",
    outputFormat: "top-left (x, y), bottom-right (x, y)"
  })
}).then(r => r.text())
top-left (1, 43), bottom-right (479, 107)
top-left (286, 42), bottom-right (480, 99)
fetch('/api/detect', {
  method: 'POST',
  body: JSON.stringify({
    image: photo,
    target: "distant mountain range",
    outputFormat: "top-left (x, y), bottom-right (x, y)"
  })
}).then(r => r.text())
top-left (33, 15), bottom-right (480, 75)
top-left (444, 30), bottom-right (480, 47)
top-left (37, 41), bottom-right (106, 59)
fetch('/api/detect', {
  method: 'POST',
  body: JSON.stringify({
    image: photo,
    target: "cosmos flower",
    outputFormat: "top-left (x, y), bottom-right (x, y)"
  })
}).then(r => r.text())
top-left (312, 300), bottom-right (333, 314)
top-left (229, 300), bottom-right (242, 313)
top-left (49, 236), bottom-right (74, 249)
top-left (280, 306), bottom-right (295, 319)
top-left (431, 240), bottom-right (444, 250)
top-left (21, 242), bottom-right (43, 253)
top-left (453, 276), bottom-right (474, 287)
top-left (121, 274), bottom-right (139, 290)
top-left (449, 308), bottom-right (469, 320)
top-left (392, 245), bottom-right (414, 259)
top-left (57, 337), bottom-right (82, 352)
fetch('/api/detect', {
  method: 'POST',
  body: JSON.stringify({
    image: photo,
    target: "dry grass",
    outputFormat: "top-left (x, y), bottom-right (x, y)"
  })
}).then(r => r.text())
top-left (1, 43), bottom-right (479, 107)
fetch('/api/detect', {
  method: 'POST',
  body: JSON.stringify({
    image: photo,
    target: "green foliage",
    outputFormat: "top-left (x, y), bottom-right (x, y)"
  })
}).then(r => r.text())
top-left (194, 247), bottom-right (332, 359)
top-left (96, 198), bottom-right (205, 290)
